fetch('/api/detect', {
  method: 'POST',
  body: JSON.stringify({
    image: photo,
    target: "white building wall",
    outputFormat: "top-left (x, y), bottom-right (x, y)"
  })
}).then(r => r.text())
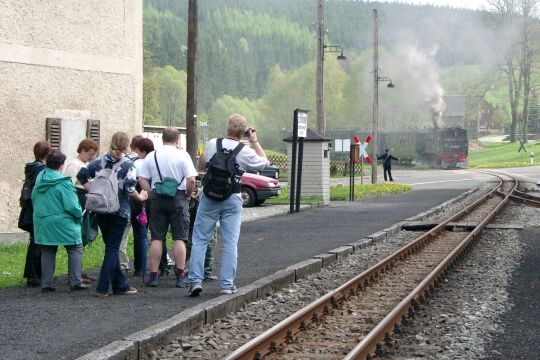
top-left (0, 0), bottom-right (143, 233)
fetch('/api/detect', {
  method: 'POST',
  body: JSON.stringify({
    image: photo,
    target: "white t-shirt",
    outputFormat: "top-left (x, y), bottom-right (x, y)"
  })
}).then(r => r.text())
top-left (205, 138), bottom-right (269, 172)
top-left (63, 157), bottom-right (87, 189)
top-left (138, 145), bottom-right (197, 190)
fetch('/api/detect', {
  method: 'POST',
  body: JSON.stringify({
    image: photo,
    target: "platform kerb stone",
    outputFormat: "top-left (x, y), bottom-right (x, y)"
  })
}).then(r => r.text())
top-left (347, 238), bottom-right (373, 251)
top-left (252, 269), bottom-right (296, 299)
top-left (286, 258), bottom-right (323, 281)
top-left (383, 224), bottom-right (400, 236)
top-left (76, 340), bottom-right (137, 360)
top-left (367, 231), bottom-right (387, 243)
top-left (205, 285), bottom-right (258, 324)
top-left (313, 252), bottom-right (338, 267)
top-left (124, 305), bottom-right (206, 357)
top-left (327, 246), bottom-right (354, 260)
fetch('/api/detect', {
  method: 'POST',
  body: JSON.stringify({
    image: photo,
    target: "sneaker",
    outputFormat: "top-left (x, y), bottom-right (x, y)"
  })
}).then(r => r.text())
top-left (96, 292), bottom-right (109, 299)
top-left (220, 286), bottom-right (237, 295)
top-left (147, 274), bottom-right (158, 287)
top-left (204, 273), bottom-right (218, 282)
top-left (187, 283), bottom-right (203, 297)
top-left (176, 276), bottom-right (188, 288)
top-left (41, 287), bottom-right (56, 293)
top-left (70, 283), bottom-right (91, 291)
top-left (114, 287), bottom-right (138, 295)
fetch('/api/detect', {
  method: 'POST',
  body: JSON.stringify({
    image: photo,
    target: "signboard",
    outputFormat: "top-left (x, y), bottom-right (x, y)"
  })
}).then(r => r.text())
top-left (354, 135), bottom-right (372, 164)
top-left (335, 139), bottom-right (351, 153)
top-left (297, 111), bottom-right (308, 138)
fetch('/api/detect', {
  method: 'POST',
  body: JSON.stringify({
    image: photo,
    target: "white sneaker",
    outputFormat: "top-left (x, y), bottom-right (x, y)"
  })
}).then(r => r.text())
top-left (220, 286), bottom-right (237, 294)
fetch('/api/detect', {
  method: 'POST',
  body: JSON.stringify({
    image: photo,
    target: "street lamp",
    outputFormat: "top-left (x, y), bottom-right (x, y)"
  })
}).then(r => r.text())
top-left (316, 0), bottom-right (347, 135)
top-left (371, 9), bottom-right (394, 184)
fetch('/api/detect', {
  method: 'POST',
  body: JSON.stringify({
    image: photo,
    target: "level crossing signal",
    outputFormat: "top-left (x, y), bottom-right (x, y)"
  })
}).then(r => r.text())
top-left (353, 135), bottom-right (372, 164)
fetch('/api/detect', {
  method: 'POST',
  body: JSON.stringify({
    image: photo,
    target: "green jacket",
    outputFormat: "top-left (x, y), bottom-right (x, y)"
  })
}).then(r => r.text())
top-left (32, 168), bottom-right (83, 246)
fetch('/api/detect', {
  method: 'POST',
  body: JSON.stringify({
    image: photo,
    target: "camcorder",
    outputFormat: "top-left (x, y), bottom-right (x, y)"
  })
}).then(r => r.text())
top-left (244, 128), bottom-right (256, 137)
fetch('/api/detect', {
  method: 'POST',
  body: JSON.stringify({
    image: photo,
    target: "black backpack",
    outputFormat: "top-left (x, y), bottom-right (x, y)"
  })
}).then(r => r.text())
top-left (203, 138), bottom-right (244, 201)
top-left (19, 177), bottom-right (33, 208)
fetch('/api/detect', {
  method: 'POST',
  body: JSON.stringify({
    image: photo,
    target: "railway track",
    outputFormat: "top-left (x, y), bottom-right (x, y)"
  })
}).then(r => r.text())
top-left (224, 172), bottom-right (536, 360)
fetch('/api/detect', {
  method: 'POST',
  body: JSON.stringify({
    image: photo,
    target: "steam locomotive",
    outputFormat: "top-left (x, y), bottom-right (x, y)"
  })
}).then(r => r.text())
top-left (327, 127), bottom-right (468, 169)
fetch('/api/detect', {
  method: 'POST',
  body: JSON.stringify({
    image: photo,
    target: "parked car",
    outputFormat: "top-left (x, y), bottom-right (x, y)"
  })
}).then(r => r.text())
top-left (240, 172), bottom-right (281, 207)
top-left (246, 164), bottom-right (279, 179)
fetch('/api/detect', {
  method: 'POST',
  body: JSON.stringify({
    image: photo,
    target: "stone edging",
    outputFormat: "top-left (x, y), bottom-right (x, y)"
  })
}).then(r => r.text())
top-left (76, 187), bottom-right (479, 360)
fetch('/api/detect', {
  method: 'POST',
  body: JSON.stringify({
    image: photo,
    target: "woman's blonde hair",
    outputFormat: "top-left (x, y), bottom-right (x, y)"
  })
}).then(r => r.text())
top-left (109, 132), bottom-right (130, 158)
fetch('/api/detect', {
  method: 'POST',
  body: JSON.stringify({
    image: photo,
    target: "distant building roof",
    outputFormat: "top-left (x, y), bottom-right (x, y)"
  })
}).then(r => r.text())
top-left (443, 96), bottom-right (466, 117)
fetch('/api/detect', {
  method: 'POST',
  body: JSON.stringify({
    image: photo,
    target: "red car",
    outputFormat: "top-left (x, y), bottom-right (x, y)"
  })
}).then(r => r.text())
top-left (240, 172), bottom-right (281, 207)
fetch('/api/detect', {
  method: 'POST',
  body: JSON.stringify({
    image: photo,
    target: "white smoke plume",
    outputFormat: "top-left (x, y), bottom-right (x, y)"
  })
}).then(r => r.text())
top-left (400, 44), bottom-right (446, 128)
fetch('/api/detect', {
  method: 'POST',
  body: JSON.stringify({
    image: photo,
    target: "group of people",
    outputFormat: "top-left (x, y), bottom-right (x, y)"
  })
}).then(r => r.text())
top-left (19, 114), bottom-right (269, 298)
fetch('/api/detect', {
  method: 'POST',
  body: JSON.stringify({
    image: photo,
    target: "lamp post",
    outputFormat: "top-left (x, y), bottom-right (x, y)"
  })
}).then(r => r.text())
top-left (371, 9), bottom-right (394, 184)
top-left (316, 0), bottom-right (346, 135)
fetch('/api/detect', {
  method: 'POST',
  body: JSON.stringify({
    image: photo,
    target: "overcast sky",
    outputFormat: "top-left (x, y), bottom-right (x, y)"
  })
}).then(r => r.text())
top-left (372, 0), bottom-right (491, 11)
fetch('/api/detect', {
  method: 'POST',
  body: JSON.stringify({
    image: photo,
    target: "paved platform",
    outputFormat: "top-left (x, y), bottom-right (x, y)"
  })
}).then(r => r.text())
top-left (0, 188), bottom-right (468, 360)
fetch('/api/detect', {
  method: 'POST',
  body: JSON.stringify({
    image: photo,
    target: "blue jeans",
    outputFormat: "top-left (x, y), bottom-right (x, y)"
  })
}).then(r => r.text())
top-left (96, 214), bottom-right (130, 294)
top-left (189, 194), bottom-right (242, 288)
top-left (131, 213), bottom-right (148, 276)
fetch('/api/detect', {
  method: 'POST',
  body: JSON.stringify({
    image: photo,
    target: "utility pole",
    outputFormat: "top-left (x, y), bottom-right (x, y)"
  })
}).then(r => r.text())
top-left (315, 0), bottom-right (325, 134)
top-left (186, 0), bottom-right (198, 163)
top-left (371, 8), bottom-right (379, 184)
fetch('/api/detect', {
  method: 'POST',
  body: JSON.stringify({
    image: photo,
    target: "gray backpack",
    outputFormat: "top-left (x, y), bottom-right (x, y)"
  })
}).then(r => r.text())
top-left (85, 157), bottom-right (128, 214)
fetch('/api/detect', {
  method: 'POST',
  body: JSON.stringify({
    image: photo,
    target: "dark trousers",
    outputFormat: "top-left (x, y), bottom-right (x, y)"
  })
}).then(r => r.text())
top-left (96, 214), bottom-right (130, 294)
top-left (24, 231), bottom-right (42, 280)
top-left (383, 166), bottom-right (393, 182)
top-left (131, 213), bottom-right (148, 276)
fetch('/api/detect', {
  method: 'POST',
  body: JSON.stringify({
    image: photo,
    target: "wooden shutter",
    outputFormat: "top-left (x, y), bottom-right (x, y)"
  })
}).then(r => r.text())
top-left (86, 119), bottom-right (100, 145)
top-left (46, 118), bottom-right (62, 150)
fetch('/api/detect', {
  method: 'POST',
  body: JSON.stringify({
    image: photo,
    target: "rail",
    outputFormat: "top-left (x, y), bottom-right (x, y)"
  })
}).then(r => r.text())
top-left (224, 174), bottom-right (509, 360)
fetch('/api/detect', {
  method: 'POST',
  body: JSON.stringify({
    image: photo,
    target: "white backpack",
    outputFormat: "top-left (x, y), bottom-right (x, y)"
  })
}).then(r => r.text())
top-left (85, 157), bottom-right (128, 214)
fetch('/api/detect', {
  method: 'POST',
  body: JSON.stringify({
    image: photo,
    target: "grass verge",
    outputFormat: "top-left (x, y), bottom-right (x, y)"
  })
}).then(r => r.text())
top-left (0, 236), bottom-right (133, 289)
top-left (266, 182), bottom-right (411, 205)
top-left (468, 141), bottom-right (538, 168)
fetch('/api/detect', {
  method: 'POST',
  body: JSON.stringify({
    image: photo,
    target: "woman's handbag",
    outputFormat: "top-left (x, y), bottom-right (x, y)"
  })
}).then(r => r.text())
top-left (154, 152), bottom-right (181, 198)
top-left (136, 207), bottom-right (148, 225)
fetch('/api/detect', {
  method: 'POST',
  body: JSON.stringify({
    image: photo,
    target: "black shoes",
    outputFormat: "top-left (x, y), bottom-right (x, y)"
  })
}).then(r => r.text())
top-left (70, 284), bottom-right (91, 291)
top-left (27, 278), bottom-right (41, 288)
top-left (41, 287), bottom-right (56, 293)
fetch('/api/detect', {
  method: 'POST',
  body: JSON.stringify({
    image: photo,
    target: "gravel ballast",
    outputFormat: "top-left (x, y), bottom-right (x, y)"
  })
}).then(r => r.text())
top-left (147, 186), bottom-right (540, 360)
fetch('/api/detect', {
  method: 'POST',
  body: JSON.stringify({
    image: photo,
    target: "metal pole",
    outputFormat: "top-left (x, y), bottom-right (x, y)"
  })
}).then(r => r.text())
top-left (290, 111), bottom-right (299, 214)
top-left (186, 0), bottom-right (198, 163)
top-left (316, 0), bottom-right (325, 134)
top-left (295, 137), bottom-right (304, 212)
top-left (371, 9), bottom-right (379, 184)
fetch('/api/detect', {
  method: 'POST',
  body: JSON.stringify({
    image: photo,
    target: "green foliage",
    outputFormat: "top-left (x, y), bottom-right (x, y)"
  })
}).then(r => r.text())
top-left (141, 0), bottom-right (533, 150)
top-left (144, 66), bottom-right (187, 126)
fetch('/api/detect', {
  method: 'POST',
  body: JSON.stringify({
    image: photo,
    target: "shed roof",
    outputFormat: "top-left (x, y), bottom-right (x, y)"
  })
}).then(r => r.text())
top-left (283, 128), bottom-right (331, 142)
